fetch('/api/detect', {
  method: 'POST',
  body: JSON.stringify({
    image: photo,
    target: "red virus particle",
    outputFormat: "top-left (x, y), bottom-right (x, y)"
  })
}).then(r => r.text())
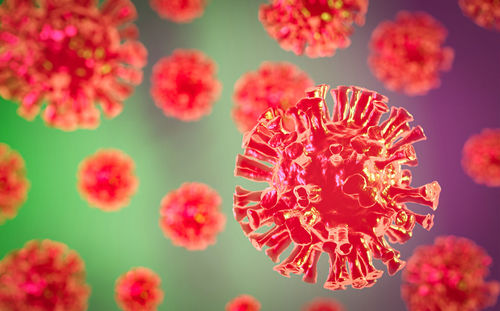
top-left (225, 294), bottom-right (261, 311)
top-left (0, 0), bottom-right (147, 131)
top-left (77, 149), bottom-right (138, 211)
top-left (232, 62), bottom-right (314, 133)
top-left (459, 0), bottom-right (500, 31)
top-left (234, 85), bottom-right (441, 290)
top-left (115, 267), bottom-right (164, 311)
top-left (259, 0), bottom-right (368, 58)
top-left (0, 239), bottom-right (90, 311)
top-left (302, 297), bottom-right (345, 311)
top-left (150, 49), bottom-right (222, 122)
top-left (368, 11), bottom-right (454, 96)
top-left (150, 0), bottom-right (207, 23)
top-left (402, 236), bottom-right (500, 311)
top-left (462, 128), bottom-right (500, 187)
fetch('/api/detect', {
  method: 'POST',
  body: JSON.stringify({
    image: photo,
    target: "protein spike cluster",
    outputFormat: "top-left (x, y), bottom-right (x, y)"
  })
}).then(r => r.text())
top-left (302, 297), bottom-right (345, 311)
top-left (115, 267), bottom-right (164, 311)
top-left (462, 128), bottom-right (500, 187)
top-left (459, 0), bottom-right (500, 31)
top-left (150, 0), bottom-right (207, 23)
top-left (225, 294), bottom-right (261, 311)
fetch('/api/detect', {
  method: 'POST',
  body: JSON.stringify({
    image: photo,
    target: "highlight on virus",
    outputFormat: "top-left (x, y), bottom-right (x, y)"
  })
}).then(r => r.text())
top-left (150, 0), bottom-right (208, 23)
top-left (459, 0), bottom-right (500, 31)
top-left (225, 294), bottom-right (261, 311)
top-left (115, 267), bottom-right (164, 311)
top-left (302, 297), bottom-right (345, 311)
top-left (462, 128), bottom-right (500, 187)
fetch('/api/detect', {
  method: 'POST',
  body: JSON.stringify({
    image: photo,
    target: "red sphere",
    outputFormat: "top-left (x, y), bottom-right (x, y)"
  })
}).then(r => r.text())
top-left (302, 298), bottom-right (344, 311)
top-left (462, 128), bottom-right (500, 187)
top-left (459, 0), bottom-right (500, 31)
top-left (225, 294), bottom-right (261, 311)
top-left (150, 0), bottom-right (207, 23)
top-left (115, 267), bottom-right (164, 311)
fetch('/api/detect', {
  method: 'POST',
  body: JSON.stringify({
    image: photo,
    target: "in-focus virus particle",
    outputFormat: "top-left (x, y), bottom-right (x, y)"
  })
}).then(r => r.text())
top-left (0, 143), bottom-right (29, 225)
top-left (225, 294), bottom-right (261, 311)
top-left (259, 0), bottom-right (368, 58)
top-left (115, 267), bottom-right (164, 311)
top-left (150, 49), bottom-right (222, 122)
top-left (459, 0), bottom-right (500, 31)
top-left (0, 239), bottom-right (91, 311)
top-left (462, 128), bottom-right (500, 187)
top-left (232, 62), bottom-right (314, 133)
top-left (77, 149), bottom-right (138, 211)
top-left (368, 11), bottom-right (454, 96)
top-left (150, 0), bottom-right (207, 23)
top-left (402, 236), bottom-right (500, 311)
top-left (234, 85), bottom-right (441, 290)
top-left (0, 0), bottom-right (147, 131)
top-left (159, 182), bottom-right (226, 251)
top-left (302, 297), bottom-right (345, 311)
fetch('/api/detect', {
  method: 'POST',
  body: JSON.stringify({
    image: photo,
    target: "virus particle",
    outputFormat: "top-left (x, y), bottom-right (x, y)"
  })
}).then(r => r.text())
top-left (0, 0), bottom-right (147, 131)
top-left (159, 182), bottom-right (225, 251)
top-left (232, 62), bottom-right (314, 133)
top-left (402, 236), bottom-right (500, 311)
top-left (150, 0), bottom-right (207, 23)
top-left (462, 128), bottom-right (500, 187)
top-left (225, 294), bottom-right (261, 311)
top-left (459, 0), bottom-right (500, 31)
top-left (302, 297), bottom-right (345, 311)
top-left (368, 11), bottom-right (454, 96)
top-left (234, 85), bottom-right (441, 290)
top-left (259, 0), bottom-right (368, 58)
top-left (0, 143), bottom-right (29, 225)
top-left (0, 239), bottom-right (91, 311)
top-left (77, 149), bottom-right (138, 211)
top-left (150, 49), bottom-right (222, 122)
top-left (115, 267), bottom-right (164, 311)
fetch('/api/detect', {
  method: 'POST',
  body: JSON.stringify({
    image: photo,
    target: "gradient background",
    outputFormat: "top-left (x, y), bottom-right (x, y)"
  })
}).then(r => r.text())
top-left (1, 0), bottom-right (500, 310)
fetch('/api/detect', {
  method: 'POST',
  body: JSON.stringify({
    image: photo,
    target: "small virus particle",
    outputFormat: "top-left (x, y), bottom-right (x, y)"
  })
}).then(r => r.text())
top-left (150, 49), bottom-right (222, 122)
top-left (0, 143), bottom-right (29, 224)
top-left (369, 11), bottom-right (454, 96)
top-left (302, 297), bottom-right (345, 311)
top-left (159, 182), bottom-right (226, 251)
top-left (0, 0), bottom-right (147, 131)
top-left (402, 236), bottom-right (500, 311)
top-left (232, 62), bottom-right (314, 133)
top-left (115, 267), bottom-right (164, 311)
top-left (0, 239), bottom-right (91, 311)
top-left (234, 85), bottom-right (441, 290)
top-left (77, 149), bottom-right (138, 211)
top-left (462, 128), bottom-right (500, 187)
top-left (225, 294), bottom-right (261, 311)
top-left (259, 0), bottom-right (368, 58)
top-left (150, 0), bottom-right (207, 23)
top-left (459, 0), bottom-right (500, 31)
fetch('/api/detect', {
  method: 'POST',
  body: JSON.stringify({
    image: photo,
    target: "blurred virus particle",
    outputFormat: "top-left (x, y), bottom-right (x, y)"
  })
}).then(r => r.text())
top-left (259, 0), bottom-right (369, 58)
top-left (150, 0), bottom-right (207, 23)
top-left (150, 49), bottom-right (222, 122)
top-left (115, 267), bottom-right (164, 311)
top-left (462, 128), bottom-right (500, 187)
top-left (459, 0), bottom-right (500, 31)
top-left (402, 236), bottom-right (500, 311)
top-left (159, 182), bottom-right (225, 250)
top-left (234, 85), bottom-right (441, 290)
top-left (225, 294), bottom-right (261, 311)
top-left (77, 149), bottom-right (138, 211)
top-left (0, 143), bottom-right (29, 225)
top-left (302, 297), bottom-right (345, 311)
top-left (0, 0), bottom-right (147, 131)
top-left (0, 239), bottom-right (90, 311)
top-left (232, 62), bottom-right (314, 133)
top-left (368, 11), bottom-right (454, 96)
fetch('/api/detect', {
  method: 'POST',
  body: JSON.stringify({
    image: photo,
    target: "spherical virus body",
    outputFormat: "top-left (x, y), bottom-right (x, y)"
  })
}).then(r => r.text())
top-left (369, 11), bottom-right (454, 96)
top-left (77, 149), bottom-right (138, 211)
top-left (150, 0), bottom-right (207, 23)
top-left (402, 236), bottom-right (500, 311)
top-left (259, 0), bottom-right (368, 58)
top-left (225, 294), bottom-right (261, 311)
top-left (159, 182), bottom-right (226, 250)
top-left (150, 49), bottom-right (221, 122)
top-left (0, 239), bottom-right (90, 311)
top-left (459, 0), bottom-right (500, 31)
top-left (232, 62), bottom-right (314, 133)
top-left (115, 267), bottom-right (164, 311)
top-left (302, 297), bottom-right (345, 311)
top-left (0, 0), bottom-right (147, 131)
top-left (462, 128), bottom-right (500, 187)
top-left (234, 85), bottom-right (441, 290)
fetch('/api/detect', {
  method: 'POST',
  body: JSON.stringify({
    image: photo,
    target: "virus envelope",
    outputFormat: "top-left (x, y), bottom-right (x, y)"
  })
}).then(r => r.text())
top-left (77, 149), bottom-right (138, 211)
top-left (369, 11), bottom-right (454, 96)
top-left (259, 0), bottom-right (368, 58)
top-left (232, 62), bottom-right (314, 133)
top-left (225, 294), bottom-right (261, 311)
top-left (302, 297), bottom-right (345, 311)
top-left (234, 85), bottom-right (441, 290)
top-left (115, 267), bottom-right (164, 311)
top-left (459, 0), bottom-right (500, 31)
top-left (402, 236), bottom-right (500, 311)
top-left (0, 0), bottom-right (147, 131)
top-left (150, 49), bottom-right (222, 122)
top-left (0, 239), bottom-right (91, 311)
top-left (150, 0), bottom-right (207, 23)
top-left (462, 128), bottom-right (500, 187)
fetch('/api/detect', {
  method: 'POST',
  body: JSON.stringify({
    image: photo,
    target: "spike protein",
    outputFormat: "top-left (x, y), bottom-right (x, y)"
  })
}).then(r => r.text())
top-left (234, 85), bottom-right (441, 290)
top-left (0, 0), bottom-right (147, 131)
top-left (459, 0), bottom-right (500, 31)
top-left (462, 128), bottom-right (500, 187)
top-left (150, 0), bottom-right (207, 23)
top-left (302, 297), bottom-right (345, 311)
top-left (225, 294), bottom-right (261, 311)
top-left (115, 267), bottom-right (164, 311)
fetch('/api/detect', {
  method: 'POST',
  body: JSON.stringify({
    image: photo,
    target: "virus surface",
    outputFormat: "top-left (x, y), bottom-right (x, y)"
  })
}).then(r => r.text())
top-left (369, 11), bottom-right (454, 96)
top-left (302, 297), bottom-right (345, 311)
top-left (462, 128), bottom-right (500, 187)
top-left (0, 239), bottom-right (90, 311)
top-left (259, 0), bottom-right (368, 58)
top-left (115, 267), bottom-right (164, 311)
top-left (150, 0), bottom-right (207, 23)
top-left (225, 294), bottom-right (261, 311)
top-left (234, 85), bottom-right (441, 290)
top-left (77, 149), bottom-right (138, 211)
top-left (232, 62), bottom-right (314, 133)
top-left (0, 0), bottom-right (147, 131)
top-left (150, 49), bottom-right (222, 122)
top-left (159, 182), bottom-right (226, 250)
top-left (459, 0), bottom-right (500, 31)
top-left (402, 236), bottom-right (500, 311)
